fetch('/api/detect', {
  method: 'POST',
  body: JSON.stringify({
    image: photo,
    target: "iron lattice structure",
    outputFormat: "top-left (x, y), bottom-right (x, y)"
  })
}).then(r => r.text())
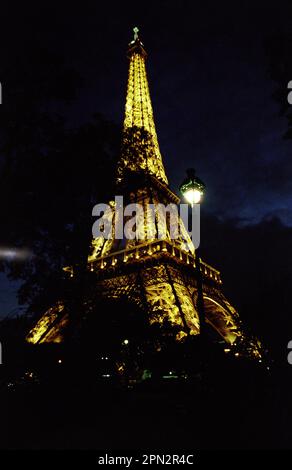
top-left (26, 29), bottom-right (260, 357)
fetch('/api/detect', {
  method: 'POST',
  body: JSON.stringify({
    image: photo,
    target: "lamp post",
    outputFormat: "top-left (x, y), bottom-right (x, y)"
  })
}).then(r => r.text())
top-left (179, 168), bottom-right (206, 341)
top-left (180, 169), bottom-right (207, 449)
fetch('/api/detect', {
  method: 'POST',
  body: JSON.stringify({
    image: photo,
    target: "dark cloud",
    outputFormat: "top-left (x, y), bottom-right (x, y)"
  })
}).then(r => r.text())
top-left (200, 213), bottom-right (292, 359)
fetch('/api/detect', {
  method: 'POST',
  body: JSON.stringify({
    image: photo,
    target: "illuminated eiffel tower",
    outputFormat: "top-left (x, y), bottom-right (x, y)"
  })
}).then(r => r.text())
top-left (27, 28), bottom-right (260, 356)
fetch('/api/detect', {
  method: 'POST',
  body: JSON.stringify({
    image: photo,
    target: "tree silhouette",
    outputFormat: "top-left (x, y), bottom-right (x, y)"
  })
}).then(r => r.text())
top-left (265, 33), bottom-right (292, 139)
top-left (0, 48), bottom-right (120, 325)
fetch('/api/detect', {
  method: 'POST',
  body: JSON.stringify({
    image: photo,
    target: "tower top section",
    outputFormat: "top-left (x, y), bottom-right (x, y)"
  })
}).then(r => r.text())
top-left (117, 28), bottom-right (168, 185)
top-left (127, 26), bottom-right (147, 58)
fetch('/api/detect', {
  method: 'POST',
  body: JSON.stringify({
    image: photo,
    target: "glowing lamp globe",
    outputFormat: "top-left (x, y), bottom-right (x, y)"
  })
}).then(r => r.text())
top-left (179, 168), bottom-right (206, 206)
top-left (183, 188), bottom-right (202, 204)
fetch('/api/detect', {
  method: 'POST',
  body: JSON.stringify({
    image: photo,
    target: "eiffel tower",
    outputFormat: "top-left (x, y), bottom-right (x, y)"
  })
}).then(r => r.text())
top-left (27, 28), bottom-right (260, 357)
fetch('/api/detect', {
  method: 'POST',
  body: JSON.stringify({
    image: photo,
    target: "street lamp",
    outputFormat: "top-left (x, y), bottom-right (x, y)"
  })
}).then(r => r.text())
top-left (180, 168), bottom-right (206, 340)
top-left (180, 169), bottom-right (207, 443)
top-left (179, 168), bottom-right (206, 206)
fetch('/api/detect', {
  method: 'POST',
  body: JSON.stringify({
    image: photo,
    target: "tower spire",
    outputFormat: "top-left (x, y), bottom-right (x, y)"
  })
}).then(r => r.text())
top-left (133, 26), bottom-right (139, 41)
top-left (117, 27), bottom-right (168, 185)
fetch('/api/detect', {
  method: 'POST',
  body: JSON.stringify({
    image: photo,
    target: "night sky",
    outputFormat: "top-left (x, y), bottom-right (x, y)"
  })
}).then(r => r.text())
top-left (1, 0), bottom-right (292, 318)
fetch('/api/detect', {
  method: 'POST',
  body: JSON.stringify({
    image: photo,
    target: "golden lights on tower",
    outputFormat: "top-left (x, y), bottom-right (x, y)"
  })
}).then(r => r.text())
top-left (117, 27), bottom-right (168, 185)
